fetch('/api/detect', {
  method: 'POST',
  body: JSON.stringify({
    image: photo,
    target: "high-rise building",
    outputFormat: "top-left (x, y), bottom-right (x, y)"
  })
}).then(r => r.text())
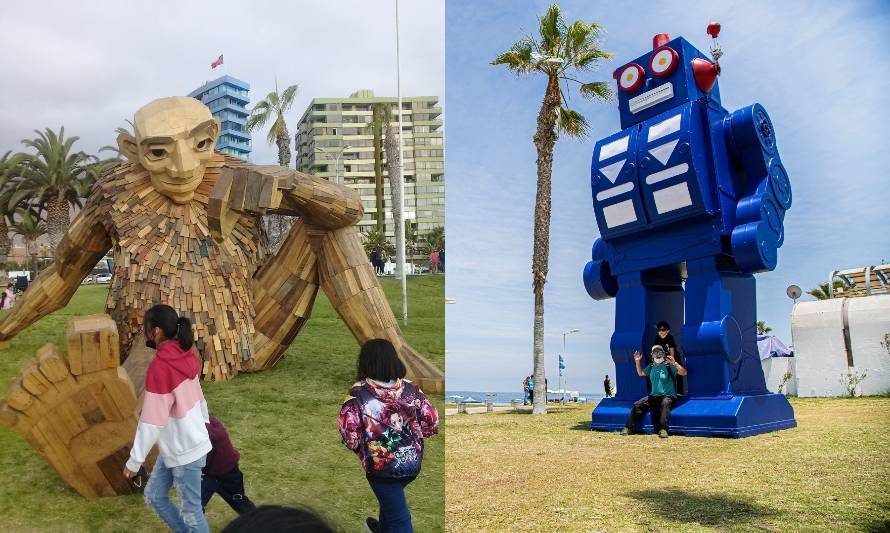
top-left (295, 90), bottom-right (444, 243)
top-left (188, 75), bottom-right (252, 160)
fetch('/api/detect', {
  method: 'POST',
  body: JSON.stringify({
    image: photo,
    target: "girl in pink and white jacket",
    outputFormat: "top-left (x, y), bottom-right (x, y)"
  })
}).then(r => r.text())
top-left (123, 304), bottom-right (211, 533)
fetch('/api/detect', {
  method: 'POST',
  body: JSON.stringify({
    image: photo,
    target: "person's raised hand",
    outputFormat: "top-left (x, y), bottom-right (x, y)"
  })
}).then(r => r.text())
top-left (122, 467), bottom-right (136, 479)
top-left (633, 351), bottom-right (642, 361)
top-left (666, 354), bottom-right (676, 364)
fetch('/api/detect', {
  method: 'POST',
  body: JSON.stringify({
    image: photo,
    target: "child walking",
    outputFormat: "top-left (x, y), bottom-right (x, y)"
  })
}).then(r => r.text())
top-left (123, 304), bottom-right (212, 533)
top-left (202, 415), bottom-right (256, 515)
top-left (338, 339), bottom-right (440, 533)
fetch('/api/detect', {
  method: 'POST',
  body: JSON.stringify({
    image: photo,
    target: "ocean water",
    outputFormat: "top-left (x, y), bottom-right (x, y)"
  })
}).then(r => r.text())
top-left (446, 390), bottom-right (604, 405)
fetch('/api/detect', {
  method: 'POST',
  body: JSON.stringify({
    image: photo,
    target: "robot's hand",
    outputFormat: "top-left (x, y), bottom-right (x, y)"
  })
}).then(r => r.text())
top-left (583, 239), bottom-right (618, 300)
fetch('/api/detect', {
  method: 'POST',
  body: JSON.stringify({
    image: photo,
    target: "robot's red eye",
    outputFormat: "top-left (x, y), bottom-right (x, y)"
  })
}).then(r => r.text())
top-left (650, 46), bottom-right (679, 78)
top-left (617, 63), bottom-right (645, 92)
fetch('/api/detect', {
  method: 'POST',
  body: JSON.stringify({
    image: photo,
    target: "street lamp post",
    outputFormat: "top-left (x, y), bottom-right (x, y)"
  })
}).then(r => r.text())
top-left (561, 328), bottom-right (580, 399)
top-left (317, 144), bottom-right (351, 185)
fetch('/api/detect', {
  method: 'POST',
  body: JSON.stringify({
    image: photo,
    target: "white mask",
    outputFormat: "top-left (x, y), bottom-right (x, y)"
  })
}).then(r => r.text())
top-left (653, 356), bottom-right (665, 364)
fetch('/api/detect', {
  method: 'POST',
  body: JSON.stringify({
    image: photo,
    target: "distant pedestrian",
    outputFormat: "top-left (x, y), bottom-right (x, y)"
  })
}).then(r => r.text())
top-left (522, 375), bottom-right (531, 405)
top-left (439, 250), bottom-right (445, 273)
top-left (339, 339), bottom-right (440, 533)
top-left (528, 374), bottom-right (535, 404)
top-left (603, 375), bottom-right (612, 398)
top-left (429, 250), bottom-right (440, 274)
top-left (1, 282), bottom-right (16, 309)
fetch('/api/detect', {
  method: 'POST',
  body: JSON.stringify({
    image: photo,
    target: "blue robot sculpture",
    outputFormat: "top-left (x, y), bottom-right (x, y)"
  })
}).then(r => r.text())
top-left (583, 24), bottom-right (796, 437)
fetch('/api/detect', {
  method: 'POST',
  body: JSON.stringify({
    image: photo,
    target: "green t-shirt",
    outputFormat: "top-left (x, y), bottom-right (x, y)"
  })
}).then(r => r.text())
top-left (643, 363), bottom-right (678, 397)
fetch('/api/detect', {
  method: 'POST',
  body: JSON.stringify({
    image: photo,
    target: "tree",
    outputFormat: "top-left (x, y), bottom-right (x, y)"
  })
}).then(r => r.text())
top-left (11, 209), bottom-right (46, 276)
top-left (756, 321), bottom-right (772, 335)
top-left (807, 281), bottom-right (846, 300)
top-left (371, 103), bottom-right (389, 232)
top-left (362, 228), bottom-right (395, 259)
top-left (492, 4), bottom-right (613, 414)
top-left (246, 84), bottom-right (299, 246)
top-left (382, 103), bottom-right (409, 277)
top-left (425, 225), bottom-right (445, 253)
top-left (13, 128), bottom-right (96, 254)
top-left (0, 151), bottom-right (25, 267)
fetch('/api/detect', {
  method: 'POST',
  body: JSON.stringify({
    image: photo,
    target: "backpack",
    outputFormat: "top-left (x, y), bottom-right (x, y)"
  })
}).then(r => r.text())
top-left (353, 381), bottom-right (424, 479)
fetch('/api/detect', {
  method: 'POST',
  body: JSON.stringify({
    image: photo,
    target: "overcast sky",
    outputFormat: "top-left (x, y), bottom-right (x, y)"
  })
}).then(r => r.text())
top-left (446, 0), bottom-right (890, 392)
top-left (0, 0), bottom-right (443, 164)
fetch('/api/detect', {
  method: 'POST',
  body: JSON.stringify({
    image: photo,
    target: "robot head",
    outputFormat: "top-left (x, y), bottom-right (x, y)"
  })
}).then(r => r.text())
top-left (614, 34), bottom-right (721, 129)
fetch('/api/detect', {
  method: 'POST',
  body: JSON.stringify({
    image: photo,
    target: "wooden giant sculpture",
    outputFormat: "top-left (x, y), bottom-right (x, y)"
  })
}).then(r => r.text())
top-left (0, 96), bottom-right (442, 497)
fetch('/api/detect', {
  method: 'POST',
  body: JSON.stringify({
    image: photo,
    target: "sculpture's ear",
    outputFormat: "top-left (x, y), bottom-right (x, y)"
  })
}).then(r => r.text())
top-left (117, 132), bottom-right (139, 163)
top-left (210, 117), bottom-right (221, 142)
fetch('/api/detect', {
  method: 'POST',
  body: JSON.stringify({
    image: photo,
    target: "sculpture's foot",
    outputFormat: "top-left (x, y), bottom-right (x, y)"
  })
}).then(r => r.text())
top-left (399, 342), bottom-right (444, 395)
top-left (0, 315), bottom-right (151, 497)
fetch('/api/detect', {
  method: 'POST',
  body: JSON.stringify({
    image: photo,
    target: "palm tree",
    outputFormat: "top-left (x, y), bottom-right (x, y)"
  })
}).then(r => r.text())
top-left (807, 281), bottom-right (846, 300)
top-left (756, 321), bottom-right (772, 335)
top-left (425, 225), bottom-right (445, 253)
top-left (13, 128), bottom-right (96, 254)
top-left (371, 103), bottom-right (389, 232)
top-left (246, 84), bottom-right (299, 246)
top-left (492, 4), bottom-right (613, 414)
top-left (362, 228), bottom-right (395, 259)
top-left (11, 209), bottom-right (46, 276)
top-left (0, 151), bottom-right (25, 267)
top-left (382, 103), bottom-right (409, 276)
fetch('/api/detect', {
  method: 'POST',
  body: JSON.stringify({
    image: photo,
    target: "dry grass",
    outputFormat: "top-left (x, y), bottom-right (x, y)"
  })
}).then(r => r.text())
top-left (445, 398), bottom-right (890, 532)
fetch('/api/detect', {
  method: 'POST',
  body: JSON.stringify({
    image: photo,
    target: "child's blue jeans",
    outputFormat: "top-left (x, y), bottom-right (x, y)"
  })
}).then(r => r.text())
top-left (144, 455), bottom-right (209, 533)
top-left (368, 476), bottom-right (415, 532)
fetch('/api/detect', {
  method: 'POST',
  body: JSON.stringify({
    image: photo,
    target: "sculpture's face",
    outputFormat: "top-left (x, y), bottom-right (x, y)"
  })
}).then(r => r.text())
top-left (118, 97), bottom-right (220, 204)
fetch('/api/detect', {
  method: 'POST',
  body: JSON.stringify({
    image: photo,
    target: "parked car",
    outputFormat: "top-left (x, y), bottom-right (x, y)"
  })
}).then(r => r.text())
top-left (95, 273), bottom-right (112, 284)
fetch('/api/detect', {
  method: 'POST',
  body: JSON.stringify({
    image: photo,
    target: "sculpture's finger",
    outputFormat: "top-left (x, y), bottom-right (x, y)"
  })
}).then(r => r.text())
top-left (208, 167), bottom-right (241, 242)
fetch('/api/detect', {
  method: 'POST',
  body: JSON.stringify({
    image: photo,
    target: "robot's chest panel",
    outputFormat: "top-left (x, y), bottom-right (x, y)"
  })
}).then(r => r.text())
top-left (591, 102), bottom-right (716, 240)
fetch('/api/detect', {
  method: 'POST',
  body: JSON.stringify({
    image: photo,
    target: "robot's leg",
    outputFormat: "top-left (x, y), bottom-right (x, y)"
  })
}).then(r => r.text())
top-left (315, 227), bottom-right (444, 394)
top-left (674, 256), bottom-right (795, 437)
top-left (592, 265), bottom-right (683, 432)
top-left (251, 220), bottom-right (321, 370)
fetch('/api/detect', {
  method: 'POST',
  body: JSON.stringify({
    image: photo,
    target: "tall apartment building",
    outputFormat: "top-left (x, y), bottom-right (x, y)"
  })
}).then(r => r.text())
top-left (294, 90), bottom-right (444, 241)
top-left (188, 75), bottom-right (252, 160)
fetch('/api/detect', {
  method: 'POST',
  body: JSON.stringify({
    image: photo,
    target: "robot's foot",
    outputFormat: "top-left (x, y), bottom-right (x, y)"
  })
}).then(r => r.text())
top-left (0, 315), bottom-right (151, 497)
top-left (591, 394), bottom-right (796, 438)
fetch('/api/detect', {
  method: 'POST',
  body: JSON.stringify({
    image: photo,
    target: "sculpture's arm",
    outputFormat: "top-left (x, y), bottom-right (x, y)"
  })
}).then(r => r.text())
top-left (0, 203), bottom-right (112, 343)
top-left (583, 238), bottom-right (618, 301)
top-left (208, 164), bottom-right (363, 241)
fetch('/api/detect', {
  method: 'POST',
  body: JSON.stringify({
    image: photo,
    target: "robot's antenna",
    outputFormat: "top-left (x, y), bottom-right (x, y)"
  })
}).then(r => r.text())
top-left (707, 21), bottom-right (723, 64)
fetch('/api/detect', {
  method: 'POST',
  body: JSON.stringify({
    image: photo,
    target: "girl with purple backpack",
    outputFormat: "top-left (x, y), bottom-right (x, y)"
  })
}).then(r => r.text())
top-left (338, 339), bottom-right (440, 533)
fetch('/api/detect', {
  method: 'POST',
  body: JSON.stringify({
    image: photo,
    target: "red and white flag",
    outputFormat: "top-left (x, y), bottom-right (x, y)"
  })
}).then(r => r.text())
top-left (210, 54), bottom-right (224, 69)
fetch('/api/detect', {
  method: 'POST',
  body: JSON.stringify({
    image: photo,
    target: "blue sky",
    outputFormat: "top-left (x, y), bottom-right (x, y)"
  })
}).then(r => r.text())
top-left (445, 0), bottom-right (890, 392)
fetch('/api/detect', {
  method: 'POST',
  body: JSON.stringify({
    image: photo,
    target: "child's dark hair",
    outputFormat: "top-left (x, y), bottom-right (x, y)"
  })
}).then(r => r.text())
top-left (357, 339), bottom-right (406, 382)
top-left (657, 321), bottom-right (671, 331)
top-left (221, 505), bottom-right (334, 533)
top-left (144, 304), bottom-right (194, 350)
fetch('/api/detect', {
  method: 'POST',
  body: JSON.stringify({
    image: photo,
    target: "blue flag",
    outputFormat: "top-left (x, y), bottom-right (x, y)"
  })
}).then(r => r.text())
top-left (558, 354), bottom-right (565, 376)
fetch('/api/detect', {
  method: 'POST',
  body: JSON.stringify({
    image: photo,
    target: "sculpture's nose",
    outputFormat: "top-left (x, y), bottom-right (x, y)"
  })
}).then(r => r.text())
top-left (170, 139), bottom-right (197, 177)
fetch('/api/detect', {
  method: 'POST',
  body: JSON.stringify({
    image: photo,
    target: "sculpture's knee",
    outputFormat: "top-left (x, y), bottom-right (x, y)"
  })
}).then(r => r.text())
top-left (683, 316), bottom-right (742, 364)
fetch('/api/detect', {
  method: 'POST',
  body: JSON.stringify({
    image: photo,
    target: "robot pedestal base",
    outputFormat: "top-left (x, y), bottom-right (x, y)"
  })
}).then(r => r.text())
top-left (591, 393), bottom-right (796, 438)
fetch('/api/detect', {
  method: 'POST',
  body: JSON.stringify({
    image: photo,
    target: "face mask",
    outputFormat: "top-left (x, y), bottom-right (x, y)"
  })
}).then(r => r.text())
top-left (653, 356), bottom-right (665, 364)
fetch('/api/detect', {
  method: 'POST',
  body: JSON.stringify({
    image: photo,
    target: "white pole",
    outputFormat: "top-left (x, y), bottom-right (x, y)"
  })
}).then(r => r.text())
top-left (396, 0), bottom-right (408, 324)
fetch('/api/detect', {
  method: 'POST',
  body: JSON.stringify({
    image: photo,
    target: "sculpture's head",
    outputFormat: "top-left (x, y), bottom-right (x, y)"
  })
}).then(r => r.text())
top-left (117, 97), bottom-right (220, 204)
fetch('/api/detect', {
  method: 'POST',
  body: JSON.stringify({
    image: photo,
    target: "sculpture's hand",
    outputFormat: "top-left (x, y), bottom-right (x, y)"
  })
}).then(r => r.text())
top-left (208, 166), bottom-right (290, 242)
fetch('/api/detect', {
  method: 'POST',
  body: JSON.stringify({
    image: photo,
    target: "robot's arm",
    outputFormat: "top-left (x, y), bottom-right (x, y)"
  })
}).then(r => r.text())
top-left (0, 202), bottom-right (112, 342)
top-left (724, 104), bottom-right (792, 273)
top-left (583, 238), bottom-right (618, 300)
top-left (208, 164), bottom-right (364, 241)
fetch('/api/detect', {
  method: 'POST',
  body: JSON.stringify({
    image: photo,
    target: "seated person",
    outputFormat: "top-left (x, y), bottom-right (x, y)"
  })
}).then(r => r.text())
top-left (621, 345), bottom-right (687, 438)
top-left (652, 321), bottom-right (685, 395)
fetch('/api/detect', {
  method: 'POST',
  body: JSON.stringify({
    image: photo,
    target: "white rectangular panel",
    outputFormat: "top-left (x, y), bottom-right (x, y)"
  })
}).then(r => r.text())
top-left (653, 182), bottom-right (693, 214)
top-left (603, 199), bottom-right (637, 228)
top-left (629, 83), bottom-right (674, 114)
top-left (645, 163), bottom-right (689, 185)
top-left (599, 136), bottom-right (628, 161)
top-left (647, 114), bottom-right (682, 143)
top-left (596, 181), bottom-right (634, 201)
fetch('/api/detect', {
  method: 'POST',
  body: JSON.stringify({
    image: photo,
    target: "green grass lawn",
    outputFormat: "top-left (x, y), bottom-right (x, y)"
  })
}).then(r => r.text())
top-left (446, 399), bottom-right (889, 532)
top-left (0, 277), bottom-right (444, 532)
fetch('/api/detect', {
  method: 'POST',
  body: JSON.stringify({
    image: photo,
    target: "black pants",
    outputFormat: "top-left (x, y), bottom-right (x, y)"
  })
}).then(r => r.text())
top-left (202, 465), bottom-right (256, 514)
top-left (626, 395), bottom-right (674, 432)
